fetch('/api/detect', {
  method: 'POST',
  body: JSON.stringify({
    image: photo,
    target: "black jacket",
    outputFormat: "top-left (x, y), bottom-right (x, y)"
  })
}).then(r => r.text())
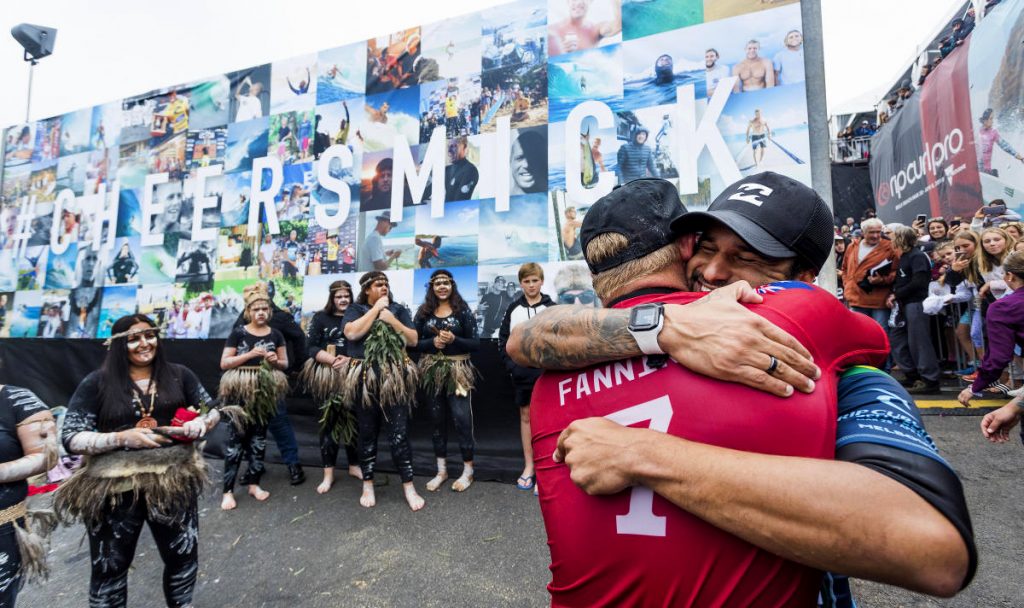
top-left (892, 248), bottom-right (931, 304)
top-left (497, 294), bottom-right (556, 389)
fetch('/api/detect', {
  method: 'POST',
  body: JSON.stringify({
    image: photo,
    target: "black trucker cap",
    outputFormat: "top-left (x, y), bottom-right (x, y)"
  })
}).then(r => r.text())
top-left (670, 171), bottom-right (833, 272)
top-left (579, 178), bottom-right (687, 274)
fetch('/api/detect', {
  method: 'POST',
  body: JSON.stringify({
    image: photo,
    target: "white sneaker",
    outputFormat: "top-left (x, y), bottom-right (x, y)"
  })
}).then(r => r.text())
top-left (1006, 387), bottom-right (1023, 397)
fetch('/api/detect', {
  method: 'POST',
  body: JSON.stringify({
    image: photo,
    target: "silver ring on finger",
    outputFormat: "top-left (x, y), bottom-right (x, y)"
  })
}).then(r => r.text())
top-left (765, 355), bottom-right (780, 375)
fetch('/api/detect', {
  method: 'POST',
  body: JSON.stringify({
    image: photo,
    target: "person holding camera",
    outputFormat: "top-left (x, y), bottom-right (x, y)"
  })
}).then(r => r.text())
top-left (971, 199), bottom-right (1021, 231)
top-left (842, 218), bottom-right (901, 328)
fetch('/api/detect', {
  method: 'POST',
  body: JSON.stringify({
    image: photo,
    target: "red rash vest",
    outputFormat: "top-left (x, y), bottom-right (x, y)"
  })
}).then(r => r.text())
top-left (531, 282), bottom-right (888, 608)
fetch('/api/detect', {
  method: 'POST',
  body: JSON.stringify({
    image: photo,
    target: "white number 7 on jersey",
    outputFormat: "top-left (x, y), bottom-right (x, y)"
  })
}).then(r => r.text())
top-left (605, 396), bottom-right (672, 537)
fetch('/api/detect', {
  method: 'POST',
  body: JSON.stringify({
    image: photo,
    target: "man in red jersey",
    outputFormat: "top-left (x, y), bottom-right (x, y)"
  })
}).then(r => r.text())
top-left (515, 175), bottom-right (974, 607)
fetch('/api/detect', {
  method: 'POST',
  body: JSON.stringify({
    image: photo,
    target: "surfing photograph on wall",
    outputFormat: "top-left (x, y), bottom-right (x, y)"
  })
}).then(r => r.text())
top-left (0, 0), bottom-right (817, 337)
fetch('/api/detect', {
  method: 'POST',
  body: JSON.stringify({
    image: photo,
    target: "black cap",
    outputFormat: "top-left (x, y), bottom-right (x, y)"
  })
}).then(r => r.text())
top-left (374, 210), bottom-right (398, 225)
top-left (670, 171), bottom-right (833, 272)
top-left (579, 178), bottom-right (687, 274)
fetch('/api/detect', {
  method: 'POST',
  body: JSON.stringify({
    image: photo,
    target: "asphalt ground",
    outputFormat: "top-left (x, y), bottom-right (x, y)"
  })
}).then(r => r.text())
top-left (20, 407), bottom-right (1023, 608)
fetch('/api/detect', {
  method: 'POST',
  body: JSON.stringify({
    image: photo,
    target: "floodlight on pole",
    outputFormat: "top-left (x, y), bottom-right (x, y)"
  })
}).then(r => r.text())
top-left (10, 23), bottom-right (57, 123)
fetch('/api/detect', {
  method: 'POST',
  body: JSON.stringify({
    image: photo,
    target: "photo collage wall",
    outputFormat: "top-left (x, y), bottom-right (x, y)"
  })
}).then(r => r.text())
top-left (0, 0), bottom-right (809, 339)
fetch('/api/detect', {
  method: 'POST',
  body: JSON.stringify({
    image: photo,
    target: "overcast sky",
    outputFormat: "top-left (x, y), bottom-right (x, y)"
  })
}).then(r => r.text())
top-left (0, 0), bottom-right (965, 127)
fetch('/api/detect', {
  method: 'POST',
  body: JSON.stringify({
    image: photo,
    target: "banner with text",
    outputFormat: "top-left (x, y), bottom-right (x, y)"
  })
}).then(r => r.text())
top-left (872, 0), bottom-right (1024, 225)
top-left (0, 0), bottom-right (811, 339)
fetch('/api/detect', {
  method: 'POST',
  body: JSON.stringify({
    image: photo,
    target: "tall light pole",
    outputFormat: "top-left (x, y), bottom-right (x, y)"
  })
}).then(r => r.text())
top-left (10, 23), bottom-right (58, 123)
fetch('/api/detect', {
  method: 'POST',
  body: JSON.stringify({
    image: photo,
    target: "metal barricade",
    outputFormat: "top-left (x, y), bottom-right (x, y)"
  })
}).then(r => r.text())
top-left (829, 136), bottom-right (873, 163)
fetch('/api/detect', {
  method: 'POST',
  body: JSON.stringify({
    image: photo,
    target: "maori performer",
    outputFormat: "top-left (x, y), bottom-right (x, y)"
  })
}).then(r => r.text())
top-left (219, 284), bottom-right (289, 510)
top-left (414, 269), bottom-right (480, 492)
top-left (341, 271), bottom-right (423, 511)
top-left (0, 384), bottom-right (58, 607)
top-left (299, 279), bottom-right (361, 494)
top-left (57, 314), bottom-right (219, 608)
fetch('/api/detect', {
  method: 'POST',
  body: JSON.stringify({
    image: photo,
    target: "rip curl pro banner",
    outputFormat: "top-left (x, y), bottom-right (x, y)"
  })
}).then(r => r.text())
top-left (870, 92), bottom-right (927, 222)
top-left (872, 0), bottom-right (1024, 224)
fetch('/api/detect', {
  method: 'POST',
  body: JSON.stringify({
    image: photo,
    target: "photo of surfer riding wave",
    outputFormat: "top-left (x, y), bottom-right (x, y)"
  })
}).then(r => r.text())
top-left (549, 44), bottom-right (624, 123)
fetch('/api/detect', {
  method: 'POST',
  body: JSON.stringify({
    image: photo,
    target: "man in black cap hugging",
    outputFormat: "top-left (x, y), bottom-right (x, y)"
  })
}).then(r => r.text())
top-left (515, 174), bottom-right (974, 603)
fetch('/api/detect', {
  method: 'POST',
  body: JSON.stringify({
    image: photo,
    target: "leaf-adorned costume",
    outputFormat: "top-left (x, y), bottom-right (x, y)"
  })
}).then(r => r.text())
top-left (414, 307), bottom-right (480, 463)
top-left (300, 311), bottom-right (357, 462)
top-left (218, 324), bottom-right (288, 492)
top-left (218, 326), bottom-right (290, 428)
top-left (340, 302), bottom-right (419, 411)
top-left (341, 300), bottom-right (419, 482)
top-left (57, 364), bottom-right (213, 607)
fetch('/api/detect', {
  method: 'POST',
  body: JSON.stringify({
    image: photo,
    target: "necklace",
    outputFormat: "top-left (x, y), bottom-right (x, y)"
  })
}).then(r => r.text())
top-left (132, 380), bottom-right (158, 429)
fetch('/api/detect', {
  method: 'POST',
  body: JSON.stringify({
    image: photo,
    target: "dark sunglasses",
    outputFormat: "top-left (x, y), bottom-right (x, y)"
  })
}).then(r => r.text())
top-left (558, 289), bottom-right (596, 305)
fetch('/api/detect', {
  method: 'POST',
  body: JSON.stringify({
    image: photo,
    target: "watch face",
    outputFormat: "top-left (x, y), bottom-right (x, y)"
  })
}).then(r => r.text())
top-left (631, 305), bottom-right (660, 330)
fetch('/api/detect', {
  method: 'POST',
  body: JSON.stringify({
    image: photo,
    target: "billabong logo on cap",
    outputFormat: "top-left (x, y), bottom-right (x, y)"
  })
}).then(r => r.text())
top-left (728, 183), bottom-right (774, 207)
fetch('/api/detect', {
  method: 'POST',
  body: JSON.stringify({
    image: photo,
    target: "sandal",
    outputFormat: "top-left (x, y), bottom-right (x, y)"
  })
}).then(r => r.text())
top-left (984, 382), bottom-right (1011, 395)
top-left (516, 474), bottom-right (535, 490)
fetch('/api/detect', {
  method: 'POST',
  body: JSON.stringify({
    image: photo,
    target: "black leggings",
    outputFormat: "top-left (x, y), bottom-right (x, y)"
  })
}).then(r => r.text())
top-left (0, 523), bottom-right (21, 607)
top-left (87, 492), bottom-right (199, 608)
top-left (223, 421), bottom-right (268, 493)
top-left (319, 406), bottom-right (358, 468)
top-left (357, 404), bottom-right (414, 483)
top-left (425, 392), bottom-right (475, 462)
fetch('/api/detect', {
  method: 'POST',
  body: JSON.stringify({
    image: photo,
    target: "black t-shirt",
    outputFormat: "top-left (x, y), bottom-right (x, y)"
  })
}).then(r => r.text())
top-left (225, 326), bottom-right (285, 356)
top-left (0, 386), bottom-right (49, 510)
top-left (233, 307), bottom-right (306, 372)
top-left (415, 307), bottom-right (479, 356)
top-left (62, 364), bottom-right (212, 447)
top-left (306, 311), bottom-right (347, 359)
top-left (341, 301), bottom-right (414, 359)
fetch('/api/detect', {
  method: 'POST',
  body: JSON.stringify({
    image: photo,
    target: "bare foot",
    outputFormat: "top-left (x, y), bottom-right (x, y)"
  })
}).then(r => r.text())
top-left (348, 465), bottom-right (363, 480)
top-left (317, 469), bottom-right (334, 494)
top-left (221, 492), bottom-right (237, 511)
top-left (360, 481), bottom-right (376, 508)
top-left (452, 473), bottom-right (473, 492)
top-left (248, 485), bottom-right (270, 501)
top-left (403, 482), bottom-right (425, 511)
top-left (425, 471), bottom-right (448, 492)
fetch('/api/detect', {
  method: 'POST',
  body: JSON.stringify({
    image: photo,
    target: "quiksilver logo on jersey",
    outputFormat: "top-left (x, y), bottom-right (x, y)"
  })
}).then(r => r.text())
top-left (728, 183), bottom-right (774, 207)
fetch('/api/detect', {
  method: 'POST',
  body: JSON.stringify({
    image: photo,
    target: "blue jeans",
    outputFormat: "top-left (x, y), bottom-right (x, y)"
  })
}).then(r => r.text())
top-left (267, 399), bottom-right (299, 466)
top-left (851, 306), bottom-right (892, 372)
top-left (851, 306), bottom-right (889, 329)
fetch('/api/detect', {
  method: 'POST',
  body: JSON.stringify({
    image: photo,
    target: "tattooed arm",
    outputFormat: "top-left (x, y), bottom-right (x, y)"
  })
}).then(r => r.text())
top-left (506, 281), bottom-right (820, 398)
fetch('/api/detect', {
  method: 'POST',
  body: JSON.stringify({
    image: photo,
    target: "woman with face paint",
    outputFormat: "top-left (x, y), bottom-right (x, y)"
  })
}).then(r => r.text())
top-left (414, 270), bottom-right (480, 492)
top-left (218, 284), bottom-right (289, 511)
top-left (57, 314), bottom-right (219, 608)
top-left (299, 280), bottom-right (361, 494)
top-left (342, 271), bottom-right (423, 511)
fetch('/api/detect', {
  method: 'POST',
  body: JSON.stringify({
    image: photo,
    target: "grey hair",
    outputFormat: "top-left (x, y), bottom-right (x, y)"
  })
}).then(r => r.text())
top-left (891, 226), bottom-right (919, 252)
top-left (861, 218), bottom-right (884, 231)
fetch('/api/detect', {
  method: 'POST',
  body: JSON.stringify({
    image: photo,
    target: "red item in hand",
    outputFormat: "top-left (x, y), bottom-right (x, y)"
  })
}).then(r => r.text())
top-left (28, 483), bottom-right (59, 496)
top-left (170, 407), bottom-right (201, 442)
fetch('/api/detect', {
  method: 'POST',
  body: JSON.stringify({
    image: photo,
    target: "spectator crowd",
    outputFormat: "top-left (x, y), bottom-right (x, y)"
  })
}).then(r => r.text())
top-left (835, 198), bottom-right (1024, 401)
top-left (875, 2), bottom-right (1000, 128)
